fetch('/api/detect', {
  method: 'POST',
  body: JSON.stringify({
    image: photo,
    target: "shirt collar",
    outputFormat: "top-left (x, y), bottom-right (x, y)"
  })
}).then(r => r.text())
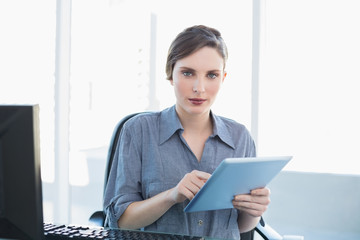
top-left (159, 105), bottom-right (183, 145)
top-left (159, 105), bottom-right (235, 149)
top-left (211, 113), bottom-right (236, 149)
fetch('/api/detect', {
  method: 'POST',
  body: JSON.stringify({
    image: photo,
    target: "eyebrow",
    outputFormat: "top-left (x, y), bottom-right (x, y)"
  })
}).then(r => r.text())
top-left (178, 67), bottom-right (195, 71)
top-left (178, 66), bottom-right (221, 72)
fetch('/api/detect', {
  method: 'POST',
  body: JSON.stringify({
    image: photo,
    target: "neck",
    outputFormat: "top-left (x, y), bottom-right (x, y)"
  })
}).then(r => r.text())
top-left (175, 106), bottom-right (212, 133)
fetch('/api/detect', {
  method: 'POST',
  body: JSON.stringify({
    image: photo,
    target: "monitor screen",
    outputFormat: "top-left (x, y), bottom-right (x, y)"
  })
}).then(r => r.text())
top-left (0, 105), bottom-right (44, 240)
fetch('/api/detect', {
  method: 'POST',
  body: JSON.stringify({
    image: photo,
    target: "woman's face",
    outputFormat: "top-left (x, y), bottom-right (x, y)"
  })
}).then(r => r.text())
top-left (171, 46), bottom-right (226, 117)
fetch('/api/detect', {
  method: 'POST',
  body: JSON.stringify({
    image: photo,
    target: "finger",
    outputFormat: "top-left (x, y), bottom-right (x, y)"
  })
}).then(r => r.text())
top-left (192, 170), bottom-right (211, 181)
top-left (186, 180), bottom-right (202, 195)
top-left (232, 200), bottom-right (268, 217)
top-left (190, 175), bottom-right (207, 189)
top-left (178, 184), bottom-right (196, 200)
top-left (234, 194), bottom-right (271, 205)
top-left (251, 187), bottom-right (270, 196)
top-left (233, 200), bottom-right (268, 211)
top-left (234, 203), bottom-right (265, 217)
top-left (187, 171), bottom-right (211, 189)
top-left (181, 173), bottom-right (204, 194)
top-left (177, 171), bottom-right (211, 201)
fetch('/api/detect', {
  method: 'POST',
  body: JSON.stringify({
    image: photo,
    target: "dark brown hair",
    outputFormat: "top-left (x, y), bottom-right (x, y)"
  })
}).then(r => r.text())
top-left (165, 25), bottom-right (228, 80)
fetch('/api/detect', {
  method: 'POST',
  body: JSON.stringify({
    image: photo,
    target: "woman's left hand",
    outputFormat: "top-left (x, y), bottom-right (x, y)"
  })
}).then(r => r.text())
top-left (232, 187), bottom-right (271, 217)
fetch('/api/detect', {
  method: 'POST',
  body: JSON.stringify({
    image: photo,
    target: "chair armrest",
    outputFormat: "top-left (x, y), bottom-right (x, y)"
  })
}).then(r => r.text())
top-left (240, 229), bottom-right (255, 240)
top-left (88, 211), bottom-right (105, 227)
top-left (255, 217), bottom-right (283, 240)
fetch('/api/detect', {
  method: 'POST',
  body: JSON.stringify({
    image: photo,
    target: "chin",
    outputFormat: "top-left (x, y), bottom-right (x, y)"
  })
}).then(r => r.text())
top-left (177, 102), bottom-right (212, 115)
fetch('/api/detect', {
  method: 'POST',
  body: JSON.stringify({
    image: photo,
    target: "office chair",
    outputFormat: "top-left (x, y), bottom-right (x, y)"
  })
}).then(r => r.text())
top-left (89, 112), bottom-right (282, 240)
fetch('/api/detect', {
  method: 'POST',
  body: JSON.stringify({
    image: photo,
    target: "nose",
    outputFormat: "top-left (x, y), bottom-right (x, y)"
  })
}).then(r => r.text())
top-left (193, 77), bottom-right (205, 93)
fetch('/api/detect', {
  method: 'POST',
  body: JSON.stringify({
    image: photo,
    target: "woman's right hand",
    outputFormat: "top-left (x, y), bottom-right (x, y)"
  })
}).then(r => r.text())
top-left (169, 170), bottom-right (211, 203)
top-left (118, 170), bottom-right (211, 229)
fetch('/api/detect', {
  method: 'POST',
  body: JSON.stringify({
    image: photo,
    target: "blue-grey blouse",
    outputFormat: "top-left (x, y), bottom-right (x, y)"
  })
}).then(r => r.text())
top-left (103, 105), bottom-right (256, 239)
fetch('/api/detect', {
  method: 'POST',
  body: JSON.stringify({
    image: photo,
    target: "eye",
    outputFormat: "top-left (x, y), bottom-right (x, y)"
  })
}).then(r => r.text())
top-left (207, 73), bottom-right (218, 79)
top-left (182, 71), bottom-right (193, 77)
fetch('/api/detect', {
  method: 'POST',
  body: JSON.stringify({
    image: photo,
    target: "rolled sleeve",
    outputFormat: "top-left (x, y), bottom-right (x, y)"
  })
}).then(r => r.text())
top-left (104, 193), bottom-right (143, 228)
top-left (103, 120), bottom-right (143, 227)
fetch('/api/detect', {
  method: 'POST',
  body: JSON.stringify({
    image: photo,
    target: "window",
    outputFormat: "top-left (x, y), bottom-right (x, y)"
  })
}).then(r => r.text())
top-left (0, 0), bottom-right (56, 222)
top-left (258, 0), bottom-right (360, 174)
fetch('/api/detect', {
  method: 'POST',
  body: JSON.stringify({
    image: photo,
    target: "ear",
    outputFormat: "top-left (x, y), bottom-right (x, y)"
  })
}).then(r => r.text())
top-left (169, 79), bottom-right (174, 86)
top-left (222, 72), bottom-right (227, 83)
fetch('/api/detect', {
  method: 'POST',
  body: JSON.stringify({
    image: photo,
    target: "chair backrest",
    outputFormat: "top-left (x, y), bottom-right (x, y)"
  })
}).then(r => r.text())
top-left (103, 112), bottom-right (147, 195)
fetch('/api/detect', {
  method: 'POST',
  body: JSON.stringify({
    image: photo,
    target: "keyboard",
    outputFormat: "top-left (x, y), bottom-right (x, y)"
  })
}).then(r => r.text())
top-left (43, 223), bottom-right (205, 240)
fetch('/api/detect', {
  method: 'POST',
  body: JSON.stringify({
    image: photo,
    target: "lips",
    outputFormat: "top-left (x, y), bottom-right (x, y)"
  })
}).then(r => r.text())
top-left (189, 98), bottom-right (206, 105)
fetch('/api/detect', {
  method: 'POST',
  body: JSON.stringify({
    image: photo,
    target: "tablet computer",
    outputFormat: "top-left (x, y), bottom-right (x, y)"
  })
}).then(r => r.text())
top-left (184, 156), bottom-right (292, 212)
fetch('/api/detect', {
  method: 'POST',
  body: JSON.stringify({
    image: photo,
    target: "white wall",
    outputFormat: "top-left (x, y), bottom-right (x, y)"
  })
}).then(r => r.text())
top-left (264, 171), bottom-right (360, 239)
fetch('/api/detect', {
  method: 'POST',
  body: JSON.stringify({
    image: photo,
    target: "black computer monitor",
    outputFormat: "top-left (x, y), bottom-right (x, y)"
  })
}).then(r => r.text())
top-left (0, 105), bottom-right (44, 240)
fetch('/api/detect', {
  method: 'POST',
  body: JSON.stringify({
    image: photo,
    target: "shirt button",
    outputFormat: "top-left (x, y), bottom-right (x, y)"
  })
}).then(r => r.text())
top-left (198, 220), bottom-right (203, 226)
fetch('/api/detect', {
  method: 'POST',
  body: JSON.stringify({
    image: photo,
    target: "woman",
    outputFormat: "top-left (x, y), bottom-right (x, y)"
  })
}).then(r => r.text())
top-left (104, 25), bottom-right (270, 239)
